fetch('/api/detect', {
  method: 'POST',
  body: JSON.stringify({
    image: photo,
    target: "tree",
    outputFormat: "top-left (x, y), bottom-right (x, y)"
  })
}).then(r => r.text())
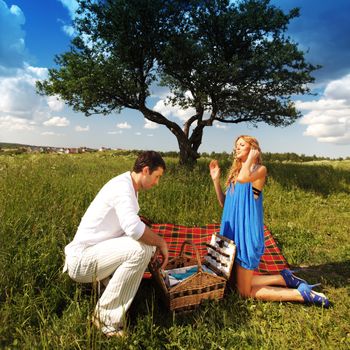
top-left (37, 0), bottom-right (319, 166)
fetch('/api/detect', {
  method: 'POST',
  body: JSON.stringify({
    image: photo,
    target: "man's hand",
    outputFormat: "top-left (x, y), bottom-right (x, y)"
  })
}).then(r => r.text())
top-left (151, 241), bottom-right (169, 270)
top-left (158, 240), bottom-right (169, 270)
top-left (139, 226), bottom-right (169, 269)
top-left (151, 247), bottom-right (160, 264)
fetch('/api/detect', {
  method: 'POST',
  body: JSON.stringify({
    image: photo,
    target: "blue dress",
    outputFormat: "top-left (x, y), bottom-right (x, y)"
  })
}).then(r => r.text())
top-left (219, 182), bottom-right (264, 270)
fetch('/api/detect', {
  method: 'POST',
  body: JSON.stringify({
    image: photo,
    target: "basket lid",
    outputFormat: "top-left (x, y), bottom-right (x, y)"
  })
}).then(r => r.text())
top-left (204, 233), bottom-right (236, 279)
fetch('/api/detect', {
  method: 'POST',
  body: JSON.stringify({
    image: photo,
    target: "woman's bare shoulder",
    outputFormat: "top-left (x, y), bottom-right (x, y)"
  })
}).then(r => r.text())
top-left (254, 164), bottom-right (267, 176)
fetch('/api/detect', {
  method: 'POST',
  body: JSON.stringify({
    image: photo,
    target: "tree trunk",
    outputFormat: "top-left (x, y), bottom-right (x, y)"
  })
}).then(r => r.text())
top-left (139, 107), bottom-right (202, 166)
top-left (177, 137), bottom-right (200, 166)
top-left (177, 123), bottom-right (205, 166)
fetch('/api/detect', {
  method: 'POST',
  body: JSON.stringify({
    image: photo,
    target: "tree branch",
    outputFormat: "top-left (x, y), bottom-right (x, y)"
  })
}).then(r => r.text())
top-left (183, 114), bottom-right (199, 138)
top-left (139, 105), bottom-right (185, 137)
top-left (214, 116), bottom-right (252, 124)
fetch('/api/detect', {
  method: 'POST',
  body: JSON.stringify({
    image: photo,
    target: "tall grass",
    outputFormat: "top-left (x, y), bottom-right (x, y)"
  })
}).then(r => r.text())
top-left (0, 153), bottom-right (349, 349)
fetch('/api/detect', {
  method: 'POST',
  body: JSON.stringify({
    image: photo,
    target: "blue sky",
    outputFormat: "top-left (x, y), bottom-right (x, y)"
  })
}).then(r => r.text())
top-left (0, 0), bottom-right (350, 158)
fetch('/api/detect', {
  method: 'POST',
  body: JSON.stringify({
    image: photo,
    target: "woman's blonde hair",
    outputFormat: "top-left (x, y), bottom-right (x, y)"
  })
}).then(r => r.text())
top-left (225, 135), bottom-right (262, 186)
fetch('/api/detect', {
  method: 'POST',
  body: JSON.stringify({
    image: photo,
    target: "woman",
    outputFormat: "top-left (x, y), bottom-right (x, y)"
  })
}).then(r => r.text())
top-left (209, 135), bottom-right (329, 307)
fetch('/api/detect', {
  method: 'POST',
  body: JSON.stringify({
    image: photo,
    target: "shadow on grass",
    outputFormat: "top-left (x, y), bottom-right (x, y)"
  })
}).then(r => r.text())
top-left (290, 260), bottom-right (350, 288)
top-left (129, 260), bottom-right (349, 329)
top-left (128, 279), bottom-right (250, 331)
top-left (266, 162), bottom-right (350, 196)
top-left (78, 260), bottom-right (348, 336)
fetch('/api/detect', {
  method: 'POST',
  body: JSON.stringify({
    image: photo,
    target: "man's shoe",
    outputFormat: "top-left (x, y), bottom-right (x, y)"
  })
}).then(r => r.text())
top-left (92, 315), bottom-right (126, 338)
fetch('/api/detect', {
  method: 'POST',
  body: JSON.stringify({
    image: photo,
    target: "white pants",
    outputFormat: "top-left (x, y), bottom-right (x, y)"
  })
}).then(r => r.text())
top-left (65, 236), bottom-right (155, 328)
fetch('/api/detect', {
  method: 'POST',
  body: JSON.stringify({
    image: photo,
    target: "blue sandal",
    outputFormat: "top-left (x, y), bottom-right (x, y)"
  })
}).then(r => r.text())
top-left (280, 269), bottom-right (319, 289)
top-left (297, 283), bottom-right (330, 308)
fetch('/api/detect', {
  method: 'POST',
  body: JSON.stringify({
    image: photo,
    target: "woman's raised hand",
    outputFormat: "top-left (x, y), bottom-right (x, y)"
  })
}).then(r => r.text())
top-left (209, 159), bottom-right (221, 182)
top-left (247, 148), bottom-right (260, 162)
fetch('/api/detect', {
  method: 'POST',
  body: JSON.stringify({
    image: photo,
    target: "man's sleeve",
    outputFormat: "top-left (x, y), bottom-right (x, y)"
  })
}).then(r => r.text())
top-left (113, 184), bottom-right (145, 240)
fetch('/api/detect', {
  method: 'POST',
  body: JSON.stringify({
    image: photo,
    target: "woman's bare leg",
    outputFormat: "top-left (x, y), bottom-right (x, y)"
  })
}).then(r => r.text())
top-left (251, 274), bottom-right (286, 287)
top-left (236, 264), bottom-right (255, 298)
top-left (236, 265), bottom-right (304, 302)
top-left (251, 285), bottom-right (304, 302)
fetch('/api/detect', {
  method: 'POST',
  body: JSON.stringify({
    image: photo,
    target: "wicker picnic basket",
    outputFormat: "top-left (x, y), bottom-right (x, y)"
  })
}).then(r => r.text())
top-left (149, 233), bottom-right (236, 312)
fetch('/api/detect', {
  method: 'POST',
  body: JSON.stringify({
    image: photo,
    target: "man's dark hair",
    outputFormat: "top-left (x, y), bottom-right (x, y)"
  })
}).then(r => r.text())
top-left (133, 151), bottom-right (166, 173)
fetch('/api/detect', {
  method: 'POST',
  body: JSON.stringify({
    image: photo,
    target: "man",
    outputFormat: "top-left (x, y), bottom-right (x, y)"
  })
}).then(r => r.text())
top-left (63, 151), bottom-right (168, 337)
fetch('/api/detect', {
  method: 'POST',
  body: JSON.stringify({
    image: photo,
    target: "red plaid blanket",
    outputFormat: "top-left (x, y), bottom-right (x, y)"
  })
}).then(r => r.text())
top-left (142, 217), bottom-right (289, 276)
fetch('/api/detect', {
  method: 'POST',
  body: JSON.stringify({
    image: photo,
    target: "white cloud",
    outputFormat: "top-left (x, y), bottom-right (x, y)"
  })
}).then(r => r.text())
top-left (75, 125), bottom-right (89, 132)
top-left (47, 95), bottom-right (65, 111)
top-left (40, 131), bottom-right (65, 137)
top-left (303, 123), bottom-right (345, 138)
top-left (0, 65), bottom-right (55, 127)
top-left (62, 24), bottom-right (75, 37)
top-left (153, 99), bottom-right (196, 122)
top-left (149, 84), bottom-right (172, 99)
top-left (0, 1), bottom-right (26, 68)
top-left (296, 99), bottom-right (347, 111)
top-left (324, 74), bottom-right (350, 100)
top-left (108, 130), bottom-right (122, 135)
top-left (116, 122), bottom-right (131, 129)
top-left (0, 68), bottom-right (43, 114)
top-left (135, 132), bottom-right (141, 136)
top-left (214, 122), bottom-right (228, 129)
top-left (298, 73), bottom-right (350, 145)
top-left (0, 2), bottom-right (61, 135)
top-left (43, 116), bottom-right (70, 127)
top-left (58, 0), bottom-right (78, 19)
top-left (147, 134), bottom-right (154, 137)
top-left (25, 65), bottom-right (48, 80)
top-left (153, 92), bottom-right (212, 124)
top-left (0, 115), bottom-right (35, 131)
top-left (57, 0), bottom-right (79, 38)
top-left (0, 63), bottom-right (70, 131)
top-left (144, 120), bottom-right (159, 129)
top-left (299, 109), bottom-right (349, 125)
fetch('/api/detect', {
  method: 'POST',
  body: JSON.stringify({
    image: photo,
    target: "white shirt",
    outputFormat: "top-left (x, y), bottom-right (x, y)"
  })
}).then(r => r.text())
top-left (64, 171), bottom-right (146, 257)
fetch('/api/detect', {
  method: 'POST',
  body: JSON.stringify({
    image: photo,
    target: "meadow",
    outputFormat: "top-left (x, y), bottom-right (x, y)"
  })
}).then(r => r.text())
top-left (0, 152), bottom-right (349, 349)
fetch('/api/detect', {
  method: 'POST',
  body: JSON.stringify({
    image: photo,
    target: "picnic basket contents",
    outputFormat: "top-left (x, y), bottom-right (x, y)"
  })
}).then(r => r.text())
top-left (149, 232), bottom-right (236, 312)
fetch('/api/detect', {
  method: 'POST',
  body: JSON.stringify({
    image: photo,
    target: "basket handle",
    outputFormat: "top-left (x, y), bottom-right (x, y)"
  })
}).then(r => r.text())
top-left (179, 240), bottom-right (202, 273)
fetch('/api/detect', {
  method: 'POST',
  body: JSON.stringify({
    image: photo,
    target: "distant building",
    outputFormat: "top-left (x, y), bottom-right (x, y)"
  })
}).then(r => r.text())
top-left (65, 148), bottom-right (80, 154)
top-left (99, 146), bottom-right (111, 152)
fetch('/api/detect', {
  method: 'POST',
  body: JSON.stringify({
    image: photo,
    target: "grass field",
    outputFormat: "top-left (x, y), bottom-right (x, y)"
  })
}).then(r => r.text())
top-left (0, 152), bottom-right (349, 349)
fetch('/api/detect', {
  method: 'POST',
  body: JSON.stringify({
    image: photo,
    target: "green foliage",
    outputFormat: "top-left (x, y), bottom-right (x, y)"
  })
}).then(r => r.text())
top-left (36, 0), bottom-right (319, 165)
top-left (1, 154), bottom-right (349, 349)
